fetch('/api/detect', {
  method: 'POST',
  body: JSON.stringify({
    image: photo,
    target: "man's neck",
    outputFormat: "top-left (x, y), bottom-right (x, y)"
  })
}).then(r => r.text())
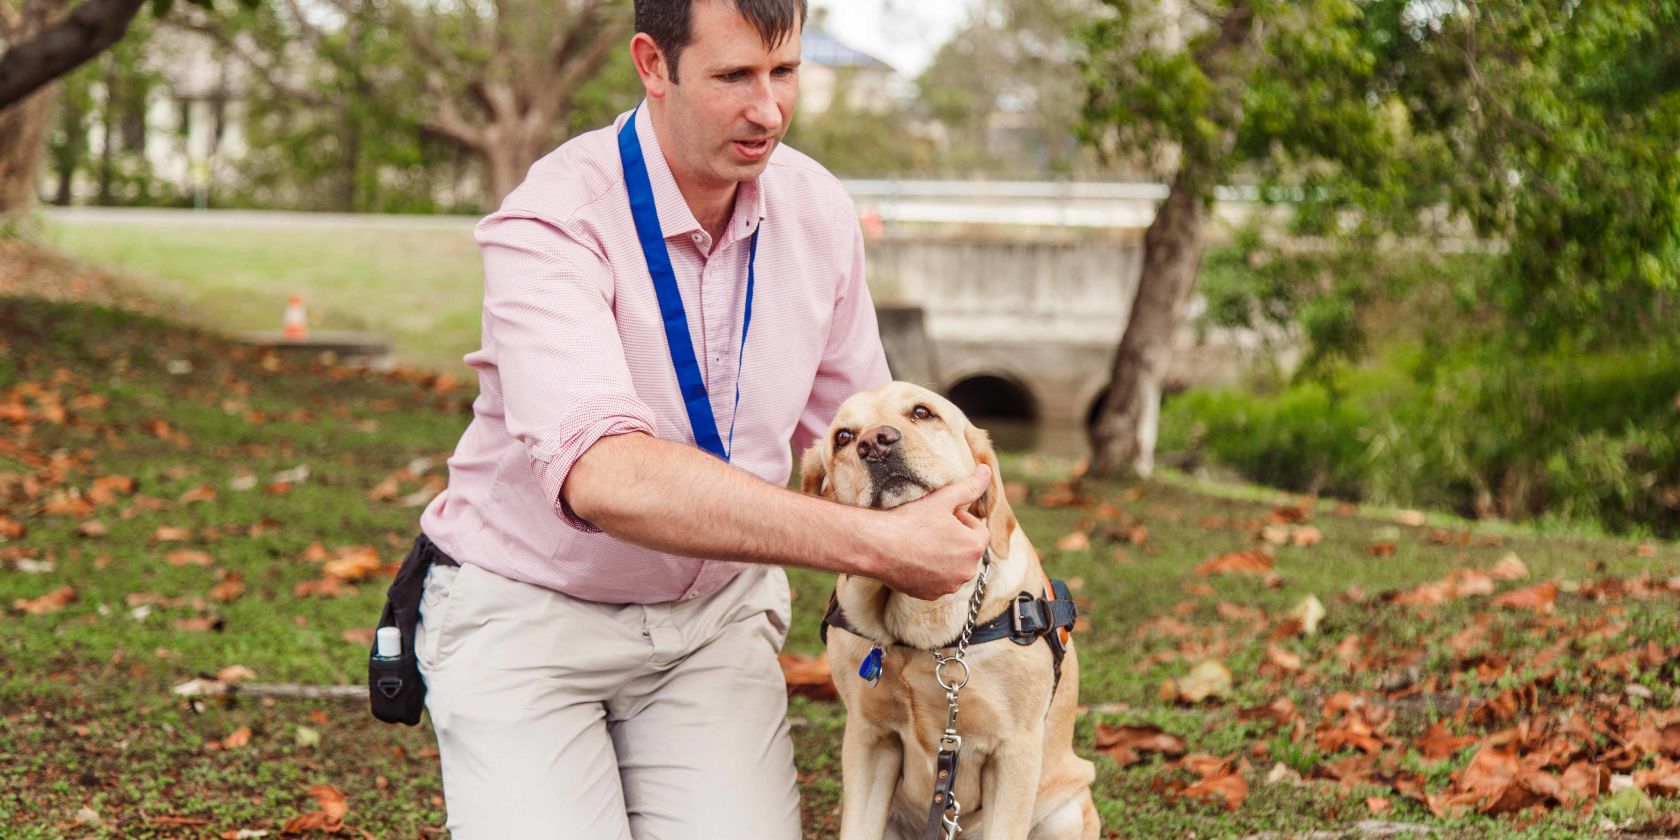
top-left (647, 104), bottom-right (738, 247)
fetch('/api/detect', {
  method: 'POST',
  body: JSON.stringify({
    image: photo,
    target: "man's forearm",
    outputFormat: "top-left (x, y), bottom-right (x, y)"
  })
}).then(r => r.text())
top-left (563, 432), bottom-right (882, 577)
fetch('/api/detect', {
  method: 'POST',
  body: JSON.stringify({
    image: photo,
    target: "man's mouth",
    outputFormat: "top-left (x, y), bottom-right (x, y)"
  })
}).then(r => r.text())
top-left (733, 137), bottom-right (773, 160)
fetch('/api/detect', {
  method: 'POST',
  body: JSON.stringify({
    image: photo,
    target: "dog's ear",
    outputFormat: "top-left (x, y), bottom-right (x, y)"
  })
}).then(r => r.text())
top-left (963, 423), bottom-right (1016, 554)
top-left (799, 442), bottom-right (830, 498)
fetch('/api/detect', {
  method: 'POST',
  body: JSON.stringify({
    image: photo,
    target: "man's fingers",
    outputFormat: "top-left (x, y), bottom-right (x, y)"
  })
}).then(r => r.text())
top-left (924, 465), bottom-right (991, 507)
top-left (954, 508), bottom-right (982, 528)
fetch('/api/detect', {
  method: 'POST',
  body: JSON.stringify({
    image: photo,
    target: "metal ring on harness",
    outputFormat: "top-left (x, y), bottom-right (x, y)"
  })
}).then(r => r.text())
top-left (934, 657), bottom-right (969, 692)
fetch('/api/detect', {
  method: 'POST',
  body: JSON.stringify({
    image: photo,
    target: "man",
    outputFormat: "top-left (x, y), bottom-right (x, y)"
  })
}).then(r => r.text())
top-left (413, 1), bottom-right (993, 837)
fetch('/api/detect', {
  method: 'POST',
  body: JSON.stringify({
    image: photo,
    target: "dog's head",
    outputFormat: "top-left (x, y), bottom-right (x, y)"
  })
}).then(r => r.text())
top-left (801, 381), bottom-right (1014, 553)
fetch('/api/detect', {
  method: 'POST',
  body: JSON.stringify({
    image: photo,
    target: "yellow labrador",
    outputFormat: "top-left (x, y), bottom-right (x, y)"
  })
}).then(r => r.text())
top-left (801, 382), bottom-right (1099, 840)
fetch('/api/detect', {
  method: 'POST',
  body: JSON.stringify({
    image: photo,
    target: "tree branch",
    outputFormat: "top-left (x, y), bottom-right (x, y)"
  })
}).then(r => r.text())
top-left (163, 17), bottom-right (325, 106)
top-left (421, 97), bottom-right (486, 152)
top-left (0, 0), bottom-right (146, 110)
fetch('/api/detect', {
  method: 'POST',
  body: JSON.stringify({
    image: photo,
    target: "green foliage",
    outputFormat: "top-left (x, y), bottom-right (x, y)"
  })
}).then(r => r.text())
top-left (785, 71), bottom-right (927, 177)
top-left (1081, 0), bottom-right (1395, 193)
top-left (1163, 344), bottom-right (1680, 536)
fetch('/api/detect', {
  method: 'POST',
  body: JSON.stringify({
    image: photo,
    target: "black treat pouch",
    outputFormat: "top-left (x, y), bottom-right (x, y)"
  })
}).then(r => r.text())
top-left (368, 534), bottom-right (453, 725)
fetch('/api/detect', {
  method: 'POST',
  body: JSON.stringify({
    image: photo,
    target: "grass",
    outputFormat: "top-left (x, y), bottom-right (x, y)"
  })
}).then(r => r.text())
top-left (40, 212), bottom-right (485, 371)
top-left (4, 288), bottom-right (1680, 838)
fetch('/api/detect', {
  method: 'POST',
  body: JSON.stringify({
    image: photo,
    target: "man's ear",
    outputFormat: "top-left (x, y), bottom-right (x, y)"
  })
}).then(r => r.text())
top-left (799, 442), bottom-right (830, 498)
top-left (964, 423), bottom-right (1015, 554)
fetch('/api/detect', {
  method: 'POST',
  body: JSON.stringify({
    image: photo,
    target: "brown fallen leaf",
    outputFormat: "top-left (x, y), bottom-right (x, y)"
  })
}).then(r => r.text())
top-left (1290, 526), bottom-right (1323, 547)
top-left (322, 546), bottom-right (383, 582)
top-left (222, 727), bottom-right (252, 749)
top-left (1366, 796), bottom-right (1391, 815)
top-left (217, 665), bottom-right (258, 683)
top-left (1489, 553), bottom-right (1529, 581)
top-left (76, 520), bottom-right (109, 538)
top-left (1395, 509), bottom-right (1427, 527)
top-left (1094, 723), bottom-right (1187, 766)
top-left (1056, 531), bottom-right (1091, 552)
top-left (153, 526), bottom-right (192, 542)
top-left (294, 578), bottom-right (351, 598)
top-left (1182, 770), bottom-right (1248, 813)
top-left (167, 550), bottom-right (214, 567)
top-left (1490, 582), bottom-right (1556, 614)
top-left (282, 783), bottom-right (350, 834)
top-left (210, 571), bottom-right (245, 603)
top-left (178, 484), bottom-right (217, 504)
top-left (778, 652), bottom-right (837, 701)
top-left (1164, 660), bottom-right (1232, 704)
top-left (367, 477), bottom-right (401, 502)
top-left (1195, 549), bottom-right (1272, 577)
top-left (0, 515), bottom-right (24, 539)
top-left (1417, 721), bottom-right (1477, 760)
top-left (172, 616), bottom-right (221, 632)
top-left (14, 585), bottom-right (77, 615)
top-left (1265, 644), bottom-right (1302, 672)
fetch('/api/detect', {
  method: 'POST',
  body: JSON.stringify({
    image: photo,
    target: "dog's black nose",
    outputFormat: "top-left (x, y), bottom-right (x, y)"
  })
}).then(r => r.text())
top-left (855, 425), bottom-right (902, 462)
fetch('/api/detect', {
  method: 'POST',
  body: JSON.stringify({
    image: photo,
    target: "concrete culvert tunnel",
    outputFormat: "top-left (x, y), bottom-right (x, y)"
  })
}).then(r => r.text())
top-left (944, 374), bottom-right (1039, 451)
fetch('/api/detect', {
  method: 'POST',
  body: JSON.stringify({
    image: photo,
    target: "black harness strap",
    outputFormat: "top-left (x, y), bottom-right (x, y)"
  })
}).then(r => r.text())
top-left (820, 581), bottom-right (1079, 696)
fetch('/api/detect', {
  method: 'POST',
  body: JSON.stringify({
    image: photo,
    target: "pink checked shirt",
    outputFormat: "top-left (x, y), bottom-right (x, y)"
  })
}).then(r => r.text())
top-left (419, 104), bottom-right (890, 604)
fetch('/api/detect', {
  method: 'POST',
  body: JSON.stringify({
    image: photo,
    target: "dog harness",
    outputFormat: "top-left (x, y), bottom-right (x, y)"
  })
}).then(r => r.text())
top-left (819, 576), bottom-right (1079, 695)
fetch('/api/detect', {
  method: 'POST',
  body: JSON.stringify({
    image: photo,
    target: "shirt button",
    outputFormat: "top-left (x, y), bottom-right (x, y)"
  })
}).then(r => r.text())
top-left (684, 592), bottom-right (697, 601)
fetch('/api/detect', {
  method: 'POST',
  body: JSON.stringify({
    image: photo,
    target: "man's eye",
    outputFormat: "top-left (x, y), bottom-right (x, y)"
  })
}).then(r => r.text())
top-left (912, 405), bottom-right (934, 421)
top-left (834, 430), bottom-right (855, 448)
top-left (719, 70), bottom-right (746, 82)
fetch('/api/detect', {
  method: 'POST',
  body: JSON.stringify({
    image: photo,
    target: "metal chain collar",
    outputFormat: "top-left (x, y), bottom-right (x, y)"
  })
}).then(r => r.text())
top-left (928, 548), bottom-right (993, 840)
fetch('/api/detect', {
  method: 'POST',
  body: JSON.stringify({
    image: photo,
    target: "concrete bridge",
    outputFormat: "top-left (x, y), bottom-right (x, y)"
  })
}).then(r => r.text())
top-left (866, 233), bottom-right (1262, 451)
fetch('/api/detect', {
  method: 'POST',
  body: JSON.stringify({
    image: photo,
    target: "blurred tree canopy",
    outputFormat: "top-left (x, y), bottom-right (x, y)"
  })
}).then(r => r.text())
top-left (175, 0), bottom-right (634, 211)
top-left (916, 0), bottom-right (1104, 177)
top-left (1195, 0), bottom-right (1680, 368)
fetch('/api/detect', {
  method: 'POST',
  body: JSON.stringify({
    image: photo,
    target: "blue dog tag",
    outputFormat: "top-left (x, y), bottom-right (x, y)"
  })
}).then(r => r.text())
top-left (858, 646), bottom-right (884, 687)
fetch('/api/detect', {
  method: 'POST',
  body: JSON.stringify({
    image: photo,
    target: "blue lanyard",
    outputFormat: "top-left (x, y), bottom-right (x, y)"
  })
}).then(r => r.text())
top-left (618, 107), bottom-right (758, 461)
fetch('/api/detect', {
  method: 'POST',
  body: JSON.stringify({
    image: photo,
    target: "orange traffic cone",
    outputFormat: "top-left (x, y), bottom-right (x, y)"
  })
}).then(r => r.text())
top-left (282, 295), bottom-right (308, 340)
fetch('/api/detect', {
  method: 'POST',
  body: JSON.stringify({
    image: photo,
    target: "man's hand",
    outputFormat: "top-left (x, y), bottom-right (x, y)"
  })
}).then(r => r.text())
top-left (869, 465), bottom-right (993, 600)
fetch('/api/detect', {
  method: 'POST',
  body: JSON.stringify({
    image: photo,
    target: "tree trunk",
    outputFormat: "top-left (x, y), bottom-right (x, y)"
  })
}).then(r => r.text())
top-left (1087, 166), bottom-right (1210, 478)
top-left (0, 83), bottom-right (56, 216)
top-left (52, 87), bottom-right (84, 205)
top-left (96, 55), bottom-right (115, 204)
top-left (1085, 3), bottom-right (1258, 480)
top-left (480, 123), bottom-right (550, 210)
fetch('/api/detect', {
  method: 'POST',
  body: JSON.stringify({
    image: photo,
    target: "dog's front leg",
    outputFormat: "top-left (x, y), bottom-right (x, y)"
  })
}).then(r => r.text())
top-left (980, 737), bottom-right (1045, 840)
top-left (839, 720), bottom-right (902, 840)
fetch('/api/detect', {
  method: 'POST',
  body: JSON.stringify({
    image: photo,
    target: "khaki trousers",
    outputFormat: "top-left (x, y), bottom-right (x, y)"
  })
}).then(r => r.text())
top-left (417, 559), bottom-right (802, 840)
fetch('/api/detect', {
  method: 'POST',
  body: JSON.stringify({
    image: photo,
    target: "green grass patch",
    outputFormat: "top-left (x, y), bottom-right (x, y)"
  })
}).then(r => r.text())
top-left (40, 214), bottom-right (485, 371)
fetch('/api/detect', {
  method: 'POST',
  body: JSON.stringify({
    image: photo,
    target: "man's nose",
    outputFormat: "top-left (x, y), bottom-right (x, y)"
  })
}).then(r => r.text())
top-left (743, 77), bottom-right (784, 134)
top-left (855, 425), bottom-right (901, 462)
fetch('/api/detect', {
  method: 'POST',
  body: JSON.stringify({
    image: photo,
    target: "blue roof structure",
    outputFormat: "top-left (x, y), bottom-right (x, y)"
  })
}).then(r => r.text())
top-left (801, 28), bottom-right (895, 71)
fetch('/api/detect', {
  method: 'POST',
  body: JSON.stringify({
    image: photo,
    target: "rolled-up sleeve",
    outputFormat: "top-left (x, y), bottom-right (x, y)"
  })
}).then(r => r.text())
top-left (794, 214), bottom-right (892, 453)
top-left (476, 212), bottom-right (656, 532)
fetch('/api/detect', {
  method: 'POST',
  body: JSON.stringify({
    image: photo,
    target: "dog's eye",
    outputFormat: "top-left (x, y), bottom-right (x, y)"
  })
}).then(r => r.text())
top-left (911, 405), bottom-right (935, 421)
top-left (834, 429), bottom-right (855, 448)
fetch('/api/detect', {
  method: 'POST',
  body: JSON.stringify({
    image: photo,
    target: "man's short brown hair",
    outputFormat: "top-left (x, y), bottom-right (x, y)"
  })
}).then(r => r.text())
top-left (635, 0), bottom-right (807, 83)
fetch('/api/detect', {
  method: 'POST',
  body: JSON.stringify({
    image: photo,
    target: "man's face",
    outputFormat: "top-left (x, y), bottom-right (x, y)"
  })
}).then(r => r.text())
top-left (659, 1), bottom-right (801, 189)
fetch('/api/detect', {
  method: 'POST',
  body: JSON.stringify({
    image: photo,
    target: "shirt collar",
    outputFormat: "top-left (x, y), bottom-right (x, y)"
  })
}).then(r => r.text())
top-left (627, 102), bottom-right (767, 246)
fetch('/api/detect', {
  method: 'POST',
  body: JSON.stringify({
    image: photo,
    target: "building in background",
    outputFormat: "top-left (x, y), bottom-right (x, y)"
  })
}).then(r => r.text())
top-left (798, 27), bottom-right (903, 116)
